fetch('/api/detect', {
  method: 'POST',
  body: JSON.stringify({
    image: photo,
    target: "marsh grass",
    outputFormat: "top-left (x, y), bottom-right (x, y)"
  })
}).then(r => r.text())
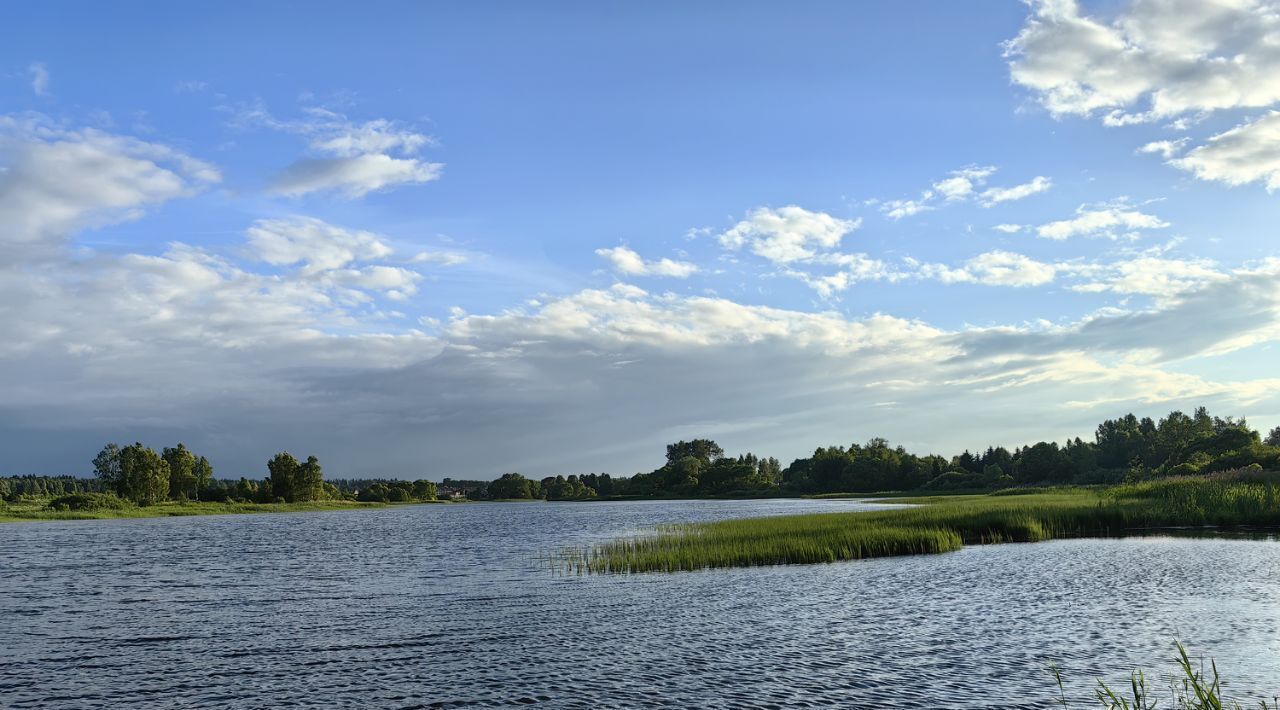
top-left (0, 497), bottom-right (388, 523)
top-left (1088, 641), bottom-right (1279, 710)
top-left (572, 477), bottom-right (1280, 573)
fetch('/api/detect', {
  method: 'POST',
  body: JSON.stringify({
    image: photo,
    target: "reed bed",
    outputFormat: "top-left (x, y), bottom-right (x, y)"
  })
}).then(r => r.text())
top-left (572, 477), bottom-right (1280, 574)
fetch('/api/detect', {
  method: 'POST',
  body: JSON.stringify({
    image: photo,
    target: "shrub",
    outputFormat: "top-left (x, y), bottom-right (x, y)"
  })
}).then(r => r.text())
top-left (46, 492), bottom-right (133, 511)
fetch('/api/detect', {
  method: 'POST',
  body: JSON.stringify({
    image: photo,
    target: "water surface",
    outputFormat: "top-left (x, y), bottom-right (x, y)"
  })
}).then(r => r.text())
top-left (3, 498), bottom-right (1280, 708)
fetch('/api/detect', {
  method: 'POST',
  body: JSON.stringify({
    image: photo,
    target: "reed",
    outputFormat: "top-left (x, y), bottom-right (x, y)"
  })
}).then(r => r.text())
top-left (574, 477), bottom-right (1280, 573)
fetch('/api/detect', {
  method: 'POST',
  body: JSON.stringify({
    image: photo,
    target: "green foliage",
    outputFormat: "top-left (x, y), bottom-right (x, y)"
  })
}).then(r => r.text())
top-left (162, 443), bottom-right (198, 500)
top-left (92, 443), bottom-right (122, 489)
top-left (665, 439), bottom-right (724, 465)
top-left (294, 456), bottom-right (324, 502)
top-left (354, 479), bottom-right (438, 503)
top-left (267, 452), bottom-right (300, 502)
top-left (573, 476), bottom-right (1280, 573)
top-left (116, 443), bottom-right (170, 506)
top-left (1091, 641), bottom-right (1279, 710)
top-left (46, 492), bottom-right (133, 511)
top-left (487, 472), bottom-right (541, 499)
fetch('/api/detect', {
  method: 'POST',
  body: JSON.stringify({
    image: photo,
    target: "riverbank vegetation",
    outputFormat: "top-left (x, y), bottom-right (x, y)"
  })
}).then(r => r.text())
top-left (567, 472), bottom-right (1280, 573)
top-left (0, 445), bottom-right (439, 522)
top-left (451, 407), bottom-right (1280, 501)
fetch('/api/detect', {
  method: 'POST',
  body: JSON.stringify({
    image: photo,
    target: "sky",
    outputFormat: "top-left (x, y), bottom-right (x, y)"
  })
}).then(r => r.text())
top-left (3, 0), bottom-right (1280, 479)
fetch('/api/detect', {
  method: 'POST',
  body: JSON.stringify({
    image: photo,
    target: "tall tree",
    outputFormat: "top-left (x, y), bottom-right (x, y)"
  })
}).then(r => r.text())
top-left (193, 456), bottom-right (214, 497)
top-left (293, 455), bottom-right (324, 502)
top-left (665, 439), bottom-right (724, 465)
top-left (117, 443), bottom-right (170, 505)
top-left (163, 443), bottom-right (198, 499)
top-left (92, 443), bottom-right (122, 489)
top-left (267, 452), bottom-right (300, 502)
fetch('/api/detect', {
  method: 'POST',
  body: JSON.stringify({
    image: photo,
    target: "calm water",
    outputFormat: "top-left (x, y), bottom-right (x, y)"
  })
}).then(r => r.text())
top-left (3, 498), bottom-right (1280, 708)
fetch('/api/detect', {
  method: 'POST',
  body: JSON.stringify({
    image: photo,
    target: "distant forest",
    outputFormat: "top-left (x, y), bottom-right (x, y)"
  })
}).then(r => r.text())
top-left (4, 407), bottom-right (1280, 503)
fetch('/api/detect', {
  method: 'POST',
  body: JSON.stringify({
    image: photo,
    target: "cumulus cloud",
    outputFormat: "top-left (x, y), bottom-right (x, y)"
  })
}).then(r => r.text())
top-left (1006, 0), bottom-right (1280, 122)
top-left (235, 103), bottom-right (443, 198)
top-left (247, 217), bottom-right (393, 273)
top-left (28, 62), bottom-right (49, 96)
top-left (0, 116), bottom-right (220, 254)
top-left (1170, 111), bottom-right (1280, 190)
top-left (1138, 138), bottom-right (1190, 159)
top-left (595, 246), bottom-right (698, 278)
top-left (1036, 201), bottom-right (1170, 240)
top-left (881, 166), bottom-right (1051, 219)
top-left (993, 223), bottom-right (1024, 233)
top-left (919, 250), bottom-right (1058, 287)
top-left (1067, 255), bottom-right (1227, 298)
top-left (7, 251), bottom-right (1279, 477)
top-left (718, 205), bottom-right (861, 264)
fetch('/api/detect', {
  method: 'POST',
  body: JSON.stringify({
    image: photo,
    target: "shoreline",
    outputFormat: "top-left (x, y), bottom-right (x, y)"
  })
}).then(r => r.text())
top-left (0, 498), bottom-right (450, 524)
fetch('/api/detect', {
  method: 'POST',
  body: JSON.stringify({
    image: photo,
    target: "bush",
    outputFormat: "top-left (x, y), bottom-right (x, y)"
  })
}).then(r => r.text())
top-left (46, 493), bottom-right (133, 511)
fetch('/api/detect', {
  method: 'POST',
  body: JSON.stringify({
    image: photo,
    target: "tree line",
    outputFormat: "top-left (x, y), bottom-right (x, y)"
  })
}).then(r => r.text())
top-left (3, 407), bottom-right (1278, 503)
top-left (449, 408), bottom-right (1280, 499)
top-left (0, 443), bottom-right (438, 507)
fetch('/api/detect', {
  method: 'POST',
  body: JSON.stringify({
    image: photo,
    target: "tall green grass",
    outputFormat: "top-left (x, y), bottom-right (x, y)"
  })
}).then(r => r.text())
top-left (0, 497), bottom-right (390, 523)
top-left (572, 477), bottom-right (1280, 573)
top-left (1071, 641), bottom-right (1280, 710)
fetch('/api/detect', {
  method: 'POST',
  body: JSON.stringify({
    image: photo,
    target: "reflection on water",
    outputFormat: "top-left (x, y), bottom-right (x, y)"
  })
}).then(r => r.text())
top-left (3, 498), bottom-right (1280, 708)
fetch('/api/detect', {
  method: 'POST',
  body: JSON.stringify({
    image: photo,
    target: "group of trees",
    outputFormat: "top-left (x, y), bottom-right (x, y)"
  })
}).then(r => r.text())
top-left (453, 408), bottom-right (1280, 500)
top-left (77, 444), bottom-right (348, 506)
top-left (4, 408), bottom-right (1278, 506)
top-left (477, 440), bottom-right (782, 500)
top-left (781, 408), bottom-right (1280, 493)
top-left (89, 442), bottom-right (214, 505)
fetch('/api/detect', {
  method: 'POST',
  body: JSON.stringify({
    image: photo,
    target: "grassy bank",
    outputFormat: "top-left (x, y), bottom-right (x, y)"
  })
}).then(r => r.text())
top-left (569, 476), bottom-right (1280, 573)
top-left (0, 497), bottom-right (392, 523)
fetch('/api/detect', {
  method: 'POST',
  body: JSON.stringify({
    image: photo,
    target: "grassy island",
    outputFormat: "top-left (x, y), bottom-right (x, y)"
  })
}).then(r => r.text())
top-left (568, 474), bottom-right (1280, 574)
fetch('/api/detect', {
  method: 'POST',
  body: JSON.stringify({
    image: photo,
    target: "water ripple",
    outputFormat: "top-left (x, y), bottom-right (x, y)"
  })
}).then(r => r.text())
top-left (4, 499), bottom-right (1280, 707)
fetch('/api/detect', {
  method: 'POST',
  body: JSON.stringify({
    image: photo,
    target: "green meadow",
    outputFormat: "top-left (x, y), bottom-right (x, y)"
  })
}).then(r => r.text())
top-left (0, 494), bottom-right (393, 523)
top-left (568, 475), bottom-right (1280, 574)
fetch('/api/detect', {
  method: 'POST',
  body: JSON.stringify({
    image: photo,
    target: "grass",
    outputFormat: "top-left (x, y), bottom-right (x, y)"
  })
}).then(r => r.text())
top-left (568, 476), bottom-right (1280, 573)
top-left (1062, 641), bottom-right (1280, 709)
top-left (0, 497), bottom-right (391, 523)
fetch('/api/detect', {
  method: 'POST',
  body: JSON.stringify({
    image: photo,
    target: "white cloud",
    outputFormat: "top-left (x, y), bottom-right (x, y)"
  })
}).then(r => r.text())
top-left (1036, 202), bottom-right (1170, 240)
top-left (28, 62), bottom-right (49, 96)
top-left (1170, 111), bottom-right (1280, 190)
top-left (993, 223), bottom-right (1024, 233)
top-left (595, 246), bottom-right (699, 278)
top-left (979, 176), bottom-right (1053, 206)
top-left (882, 166), bottom-right (1050, 218)
top-left (0, 117), bottom-right (220, 253)
top-left (1067, 255), bottom-right (1227, 298)
top-left (411, 250), bottom-right (469, 266)
top-left (919, 250), bottom-right (1058, 287)
top-left (246, 217), bottom-right (393, 274)
top-left (786, 253), bottom-right (894, 297)
top-left (268, 153), bottom-right (442, 198)
top-left (1005, 0), bottom-right (1280, 122)
top-left (882, 198), bottom-right (933, 220)
top-left (1138, 137), bottom-right (1190, 159)
top-left (718, 205), bottom-right (860, 264)
top-left (236, 104), bottom-right (444, 198)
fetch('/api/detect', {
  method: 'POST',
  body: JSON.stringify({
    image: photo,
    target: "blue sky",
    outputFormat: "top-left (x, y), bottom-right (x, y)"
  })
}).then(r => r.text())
top-left (3, 1), bottom-right (1280, 478)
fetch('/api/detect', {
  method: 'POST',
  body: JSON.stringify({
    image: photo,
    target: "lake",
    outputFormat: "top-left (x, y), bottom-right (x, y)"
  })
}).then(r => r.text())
top-left (3, 498), bottom-right (1280, 708)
